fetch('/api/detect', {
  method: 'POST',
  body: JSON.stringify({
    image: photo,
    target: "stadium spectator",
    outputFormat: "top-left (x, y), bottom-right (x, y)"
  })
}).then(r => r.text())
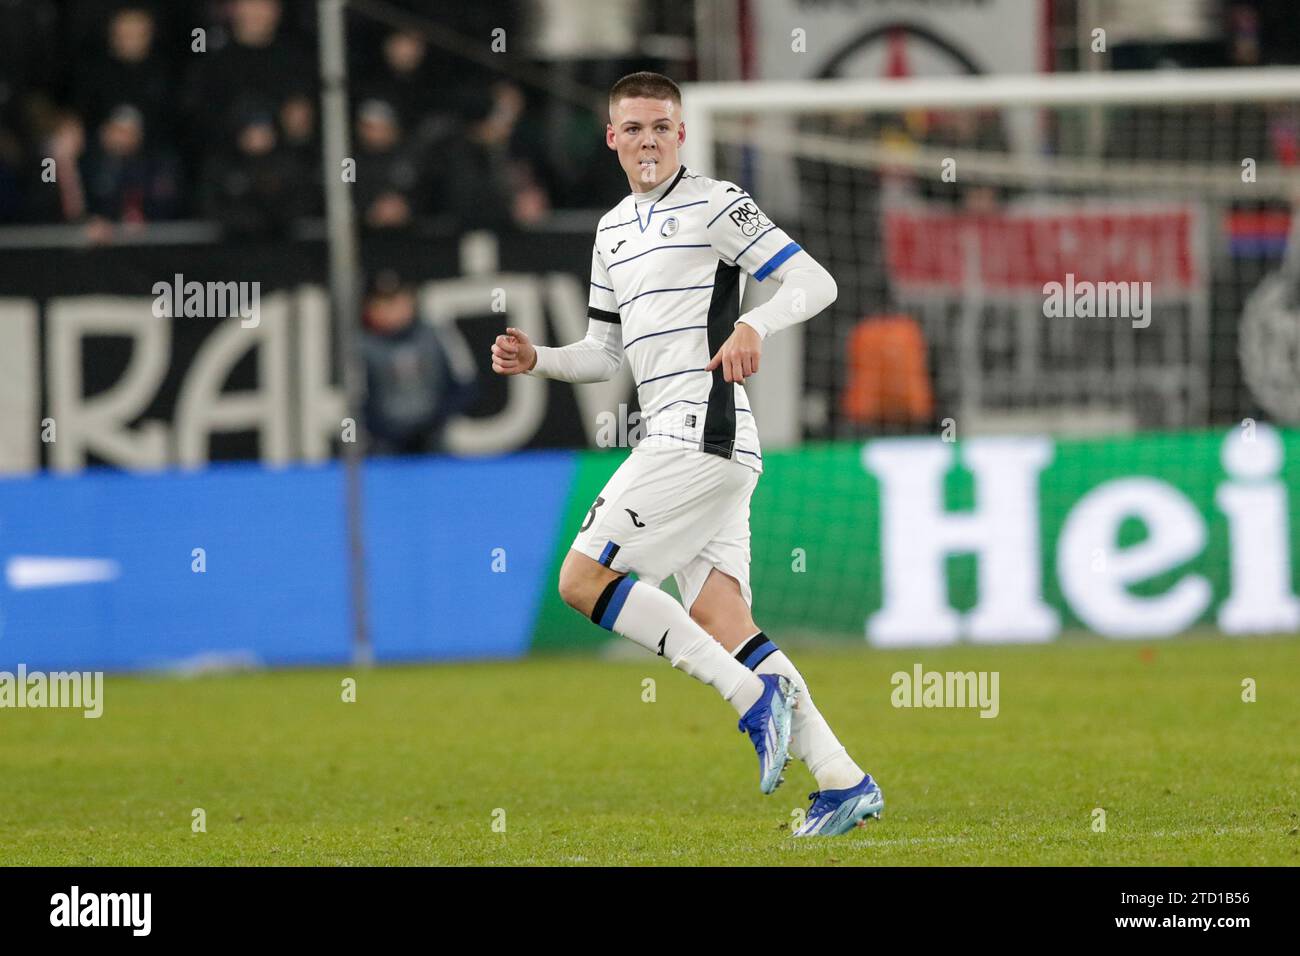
top-left (22, 111), bottom-right (87, 224)
top-left (183, 0), bottom-right (314, 151)
top-left (80, 104), bottom-right (182, 237)
top-left (0, 0), bottom-right (58, 127)
top-left (353, 98), bottom-right (428, 231)
top-left (0, 114), bottom-right (24, 223)
top-left (438, 82), bottom-right (550, 230)
top-left (1, 0), bottom-right (59, 221)
top-left (200, 109), bottom-right (306, 237)
top-left (279, 94), bottom-right (316, 154)
top-left (279, 93), bottom-right (323, 216)
top-left (360, 270), bottom-right (477, 456)
top-left (73, 6), bottom-right (173, 143)
top-left (360, 29), bottom-right (458, 149)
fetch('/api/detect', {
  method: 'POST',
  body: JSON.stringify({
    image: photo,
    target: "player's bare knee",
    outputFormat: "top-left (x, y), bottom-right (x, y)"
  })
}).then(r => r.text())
top-left (558, 550), bottom-right (612, 616)
top-left (556, 562), bottom-right (588, 613)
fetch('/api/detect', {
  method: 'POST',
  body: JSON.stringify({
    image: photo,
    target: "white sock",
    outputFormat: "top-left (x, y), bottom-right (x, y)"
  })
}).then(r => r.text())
top-left (593, 576), bottom-right (764, 715)
top-left (736, 635), bottom-right (865, 791)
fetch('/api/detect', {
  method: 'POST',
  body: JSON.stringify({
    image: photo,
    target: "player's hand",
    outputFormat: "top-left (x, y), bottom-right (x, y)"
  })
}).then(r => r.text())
top-left (491, 326), bottom-right (537, 375)
top-left (705, 322), bottom-right (762, 383)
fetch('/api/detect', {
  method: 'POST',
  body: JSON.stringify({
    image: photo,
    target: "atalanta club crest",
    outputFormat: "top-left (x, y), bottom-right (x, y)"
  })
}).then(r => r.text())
top-left (660, 216), bottom-right (679, 238)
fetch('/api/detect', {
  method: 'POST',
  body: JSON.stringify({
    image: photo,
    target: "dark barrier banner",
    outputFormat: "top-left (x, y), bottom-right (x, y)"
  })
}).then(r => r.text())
top-left (0, 231), bottom-right (639, 473)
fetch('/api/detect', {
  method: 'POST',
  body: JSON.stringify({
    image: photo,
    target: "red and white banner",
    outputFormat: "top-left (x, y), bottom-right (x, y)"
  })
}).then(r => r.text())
top-left (884, 203), bottom-right (1203, 297)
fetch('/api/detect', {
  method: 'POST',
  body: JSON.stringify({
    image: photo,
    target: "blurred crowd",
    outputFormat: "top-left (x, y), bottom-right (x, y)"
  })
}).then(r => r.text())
top-left (0, 0), bottom-right (631, 237)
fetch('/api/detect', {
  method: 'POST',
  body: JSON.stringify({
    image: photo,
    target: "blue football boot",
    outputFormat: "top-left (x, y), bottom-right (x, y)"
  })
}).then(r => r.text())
top-left (793, 774), bottom-right (884, 837)
top-left (737, 674), bottom-right (796, 794)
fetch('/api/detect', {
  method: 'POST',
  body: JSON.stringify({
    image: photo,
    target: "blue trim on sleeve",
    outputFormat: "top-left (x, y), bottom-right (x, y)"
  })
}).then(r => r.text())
top-left (754, 242), bottom-right (802, 281)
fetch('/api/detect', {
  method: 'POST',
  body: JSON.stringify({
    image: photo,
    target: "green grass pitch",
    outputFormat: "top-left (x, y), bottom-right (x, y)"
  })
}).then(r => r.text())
top-left (1, 635), bottom-right (1296, 865)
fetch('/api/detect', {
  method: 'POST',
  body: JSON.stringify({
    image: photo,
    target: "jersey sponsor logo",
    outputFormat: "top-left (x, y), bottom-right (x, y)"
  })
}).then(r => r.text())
top-left (659, 216), bottom-right (679, 238)
top-left (728, 201), bottom-right (771, 237)
top-left (611, 239), bottom-right (628, 254)
top-left (625, 508), bottom-right (646, 528)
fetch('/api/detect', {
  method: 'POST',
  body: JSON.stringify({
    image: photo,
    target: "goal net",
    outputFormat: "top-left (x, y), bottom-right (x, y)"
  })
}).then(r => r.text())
top-left (678, 69), bottom-right (1300, 642)
top-left (684, 69), bottom-right (1300, 441)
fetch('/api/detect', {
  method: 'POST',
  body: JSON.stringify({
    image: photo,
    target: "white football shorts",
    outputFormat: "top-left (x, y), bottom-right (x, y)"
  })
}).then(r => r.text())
top-left (570, 445), bottom-right (759, 610)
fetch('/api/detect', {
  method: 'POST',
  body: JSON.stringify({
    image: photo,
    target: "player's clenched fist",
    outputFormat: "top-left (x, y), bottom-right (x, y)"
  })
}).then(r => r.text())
top-left (491, 326), bottom-right (537, 375)
top-left (705, 321), bottom-right (762, 383)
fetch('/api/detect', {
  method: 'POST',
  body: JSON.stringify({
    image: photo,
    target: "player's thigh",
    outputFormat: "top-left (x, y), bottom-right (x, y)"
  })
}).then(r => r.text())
top-left (570, 448), bottom-right (745, 587)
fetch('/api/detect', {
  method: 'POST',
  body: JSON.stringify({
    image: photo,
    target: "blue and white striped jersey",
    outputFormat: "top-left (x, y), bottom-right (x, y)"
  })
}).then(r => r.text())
top-left (585, 164), bottom-right (803, 474)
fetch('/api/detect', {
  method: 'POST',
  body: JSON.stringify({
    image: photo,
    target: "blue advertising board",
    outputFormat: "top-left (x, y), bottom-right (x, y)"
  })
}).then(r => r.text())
top-left (0, 453), bottom-right (575, 671)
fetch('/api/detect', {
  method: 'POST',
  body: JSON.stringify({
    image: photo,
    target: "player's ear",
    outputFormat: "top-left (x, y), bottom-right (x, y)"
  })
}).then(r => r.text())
top-left (606, 124), bottom-right (617, 150)
top-left (678, 120), bottom-right (686, 146)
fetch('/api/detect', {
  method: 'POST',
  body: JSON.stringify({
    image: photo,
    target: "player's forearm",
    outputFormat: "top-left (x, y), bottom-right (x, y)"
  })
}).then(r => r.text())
top-left (527, 320), bottom-right (623, 383)
top-left (736, 256), bottom-right (838, 339)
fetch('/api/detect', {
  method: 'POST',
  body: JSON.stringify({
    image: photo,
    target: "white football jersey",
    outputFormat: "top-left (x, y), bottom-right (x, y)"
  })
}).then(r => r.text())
top-left (586, 164), bottom-right (803, 474)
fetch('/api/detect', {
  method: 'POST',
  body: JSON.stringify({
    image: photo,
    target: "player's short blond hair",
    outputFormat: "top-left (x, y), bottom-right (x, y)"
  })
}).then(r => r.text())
top-left (608, 72), bottom-right (682, 118)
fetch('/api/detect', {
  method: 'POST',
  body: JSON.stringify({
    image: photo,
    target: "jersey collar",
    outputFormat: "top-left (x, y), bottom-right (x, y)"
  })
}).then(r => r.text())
top-left (632, 163), bottom-right (687, 205)
top-left (631, 164), bottom-right (687, 233)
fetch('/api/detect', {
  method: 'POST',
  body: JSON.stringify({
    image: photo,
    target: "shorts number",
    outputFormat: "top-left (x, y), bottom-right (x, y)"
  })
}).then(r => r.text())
top-left (580, 495), bottom-right (606, 533)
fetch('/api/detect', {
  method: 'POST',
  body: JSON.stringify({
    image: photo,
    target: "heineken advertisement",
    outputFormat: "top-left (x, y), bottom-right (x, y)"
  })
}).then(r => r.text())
top-left (533, 425), bottom-right (1300, 648)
